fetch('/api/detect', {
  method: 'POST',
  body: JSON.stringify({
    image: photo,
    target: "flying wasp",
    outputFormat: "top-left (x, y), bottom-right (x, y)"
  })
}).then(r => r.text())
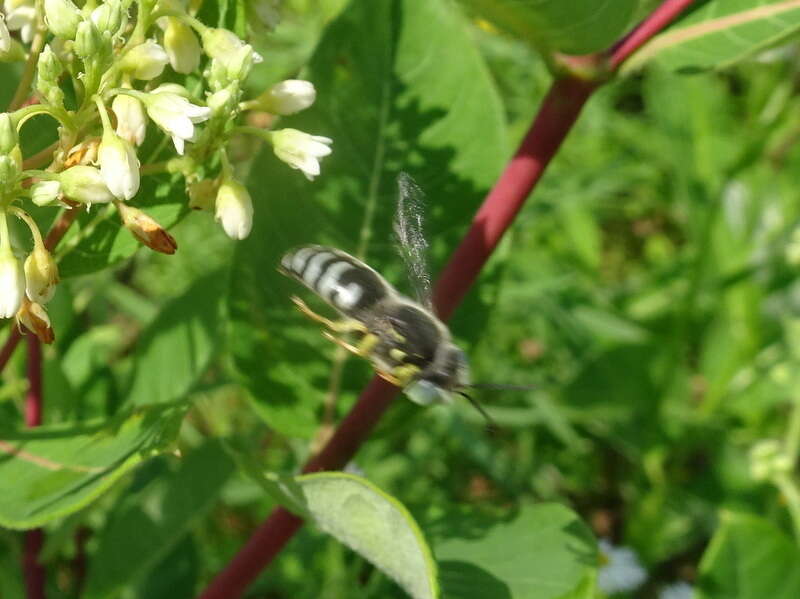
top-left (278, 174), bottom-right (493, 421)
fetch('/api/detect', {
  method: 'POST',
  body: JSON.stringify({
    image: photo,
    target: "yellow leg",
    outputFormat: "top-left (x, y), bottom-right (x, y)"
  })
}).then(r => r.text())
top-left (322, 331), bottom-right (363, 354)
top-left (291, 296), bottom-right (366, 333)
top-left (376, 364), bottom-right (420, 388)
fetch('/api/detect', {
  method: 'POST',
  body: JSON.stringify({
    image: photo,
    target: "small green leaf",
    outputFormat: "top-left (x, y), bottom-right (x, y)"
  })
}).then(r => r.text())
top-left (0, 404), bottom-right (185, 529)
top-left (125, 271), bottom-right (226, 406)
top-left (273, 472), bottom-right (439, 599)
top-left (84, 441), bottom-right (234, 599)
top-left (461, 0), bottom-right (637, 54)
top-left (435, 504), bottom-right (597, 599)
top-left (623, 0), bottom-right (800, 73)
top-left (697, 511), bottom-right (800, 599)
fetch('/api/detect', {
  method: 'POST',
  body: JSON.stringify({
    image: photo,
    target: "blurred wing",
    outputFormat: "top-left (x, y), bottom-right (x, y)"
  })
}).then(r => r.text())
top-left (393, 173), bottom-right (433, 309)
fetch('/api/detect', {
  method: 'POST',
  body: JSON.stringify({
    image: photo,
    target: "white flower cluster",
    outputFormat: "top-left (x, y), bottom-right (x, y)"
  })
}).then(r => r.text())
top-left (0, 0), bottom-right (333, 339)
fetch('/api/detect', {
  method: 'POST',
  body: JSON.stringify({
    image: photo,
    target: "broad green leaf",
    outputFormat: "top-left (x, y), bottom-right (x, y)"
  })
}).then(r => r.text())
top-left (0, 404), bottom-right (185, 529)
top-left (55, 175), bottom-right (188, 278)
top-left (125, 271), bottom-right (226, 406)
top-left (229, 0), bottom-right (508, 436)
top-left (84, 441), bottom-right (234, 599)
top-left (435, 504), bottom-right (597, 599)
top-left (697, 511), bottom-right (800, 599)
top-left (268, 472), bottom-right (439, 599)
top-left (461, 0), bottom-right (637, 54)
top-left (623, 0), bottom-right (800, 73)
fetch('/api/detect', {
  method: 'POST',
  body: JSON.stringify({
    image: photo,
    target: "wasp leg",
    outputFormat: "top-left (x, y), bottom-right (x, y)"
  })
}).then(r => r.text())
top-left (322, 330), bottom-right (380, 357)
top-left (376, 364), bottom-right (420, 388)
top-left (291, 296), bottom-right (367, 333)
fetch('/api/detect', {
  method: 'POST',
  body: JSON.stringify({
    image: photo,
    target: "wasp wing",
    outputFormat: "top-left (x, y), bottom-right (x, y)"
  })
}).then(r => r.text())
top-left (393, 173), bottom-right (434, 310)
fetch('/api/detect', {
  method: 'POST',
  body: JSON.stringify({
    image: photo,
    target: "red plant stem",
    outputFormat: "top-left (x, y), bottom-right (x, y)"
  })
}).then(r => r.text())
top-left (23, 335), bottom-right (45, 599)
top-left (200, 3), bottom-right (699, 596)
top-left (72, 527), bottom-right (91, 595)
top-left (25, 336), bottom-right (42, 427)
top-left (433, 77), bottom-right (595, 320)
top-left (23, 530), bottom-right (45, 599)
top-left (608, 0), bottom-right (696, 69)
top-left (0, 328), bottom-right (22, 372)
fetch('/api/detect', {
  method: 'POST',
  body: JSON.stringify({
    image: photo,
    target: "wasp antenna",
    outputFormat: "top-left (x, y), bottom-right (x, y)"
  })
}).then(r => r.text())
top-left (457, 390), bottom-right (498, 433)
top-left (466, 382), bottom-right (536, 392)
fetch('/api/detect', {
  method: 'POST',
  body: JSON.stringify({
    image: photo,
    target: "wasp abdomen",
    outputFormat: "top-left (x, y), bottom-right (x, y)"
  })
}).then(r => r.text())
top-left (280, 245), bottom-right (390, 314)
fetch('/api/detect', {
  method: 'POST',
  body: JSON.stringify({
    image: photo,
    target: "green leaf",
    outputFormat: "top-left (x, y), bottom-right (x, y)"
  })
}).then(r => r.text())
top-left (697, 511), bottom-right (800, 599)
top-left (229, 0), bottom-right (508, 437)
top-left (84, 441), bottom-right (234, 599)
top-left (623, 0), bottom-right (800, 73)
top-left (435, 504), bottom-right (597, 599)
top-left (125, 271), bottom-right (226, 406)
top-left (461, 0), bottom-right (637, 54)
top-left (0, 404), bottom-right (185, 530)
top-left (270, 472), bottom-right (439, 599)
top-left (55, 175), bottom-right (188, 278)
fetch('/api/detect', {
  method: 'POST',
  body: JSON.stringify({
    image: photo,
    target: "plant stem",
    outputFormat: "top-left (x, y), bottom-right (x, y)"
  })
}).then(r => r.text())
top-left (774, 473), bottom-right (800, 541)
top-left (607, 0), bottom-right (696, 69)
top-left (432, 76), bottom-right (595, 320)
top-left (785, 397), bottom-right (800, 462)
top-left (7, 2), bottom-right (47, 112)
top-left (23, 335), bottom-right (45, 599)
top-left (0, 328), bottom-right (22, 372)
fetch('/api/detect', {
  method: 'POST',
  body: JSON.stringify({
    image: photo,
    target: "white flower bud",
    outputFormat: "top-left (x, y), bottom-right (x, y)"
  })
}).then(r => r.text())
top-left (43, 0), bottom-right (81, 40)
top-left (0, 112), bottom-right (17, 155)
top-left (24, 245), bottom-right (58, 304)
top-left (215, 177), bottom-right (253, 240)
top-left (206, 85), bottom-right (235, 115)
top-left (270, 128), bottom-right (332, 181)
top-left (201, 28), bottom-right (260, 81)
top-left (31, 180), bottom-right (62, 206)
top-left (261, 80), bottom-right (316, 115)
top-left (0, 14), bottom-right (11, 53)
top-left (59, 165), bottom-right (115, 205)
top-left (163, 17), bottom-right (201, 74)
top-left (98, 129), bottom-right (140, 200)
top-left (4, 0), bottom-right (36, 44)
top-left (0, 246), bottom-right (24, 318)
top-left (139, 86), bottom-right (211, 155)
top-left (74, 19), bottom-right (103, 59)
top-left (121, 41), bottom-right (169, 80)
top-left (112, 93), bottom-right (147, 146)
top-left (90, 0), bottom-right (125, 36)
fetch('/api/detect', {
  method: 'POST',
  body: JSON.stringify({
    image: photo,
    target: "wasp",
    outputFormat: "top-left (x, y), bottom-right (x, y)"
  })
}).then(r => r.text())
top-left (279, 174), bottom-right (492, 421)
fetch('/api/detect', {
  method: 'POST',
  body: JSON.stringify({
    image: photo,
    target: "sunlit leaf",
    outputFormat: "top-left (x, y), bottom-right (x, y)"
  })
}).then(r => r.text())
top-left (697, 512), bottom-right (800, 598)
top-left (0, 404), bottom-right (185, 529)
top-left (623, 0), bottom-right (800, 73)
top-left (461, 0), bottom-right (637, 54)
top-left (434, 504), bottom-right (597, 599)
top-left (84, 441), bottom-right (234, 598)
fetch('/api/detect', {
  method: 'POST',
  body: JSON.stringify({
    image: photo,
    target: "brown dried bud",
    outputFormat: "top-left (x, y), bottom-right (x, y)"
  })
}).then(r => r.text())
top-left (116, 202), bottom-right (177, 254)
top-left (16, 298), bottom-right (55, 344)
